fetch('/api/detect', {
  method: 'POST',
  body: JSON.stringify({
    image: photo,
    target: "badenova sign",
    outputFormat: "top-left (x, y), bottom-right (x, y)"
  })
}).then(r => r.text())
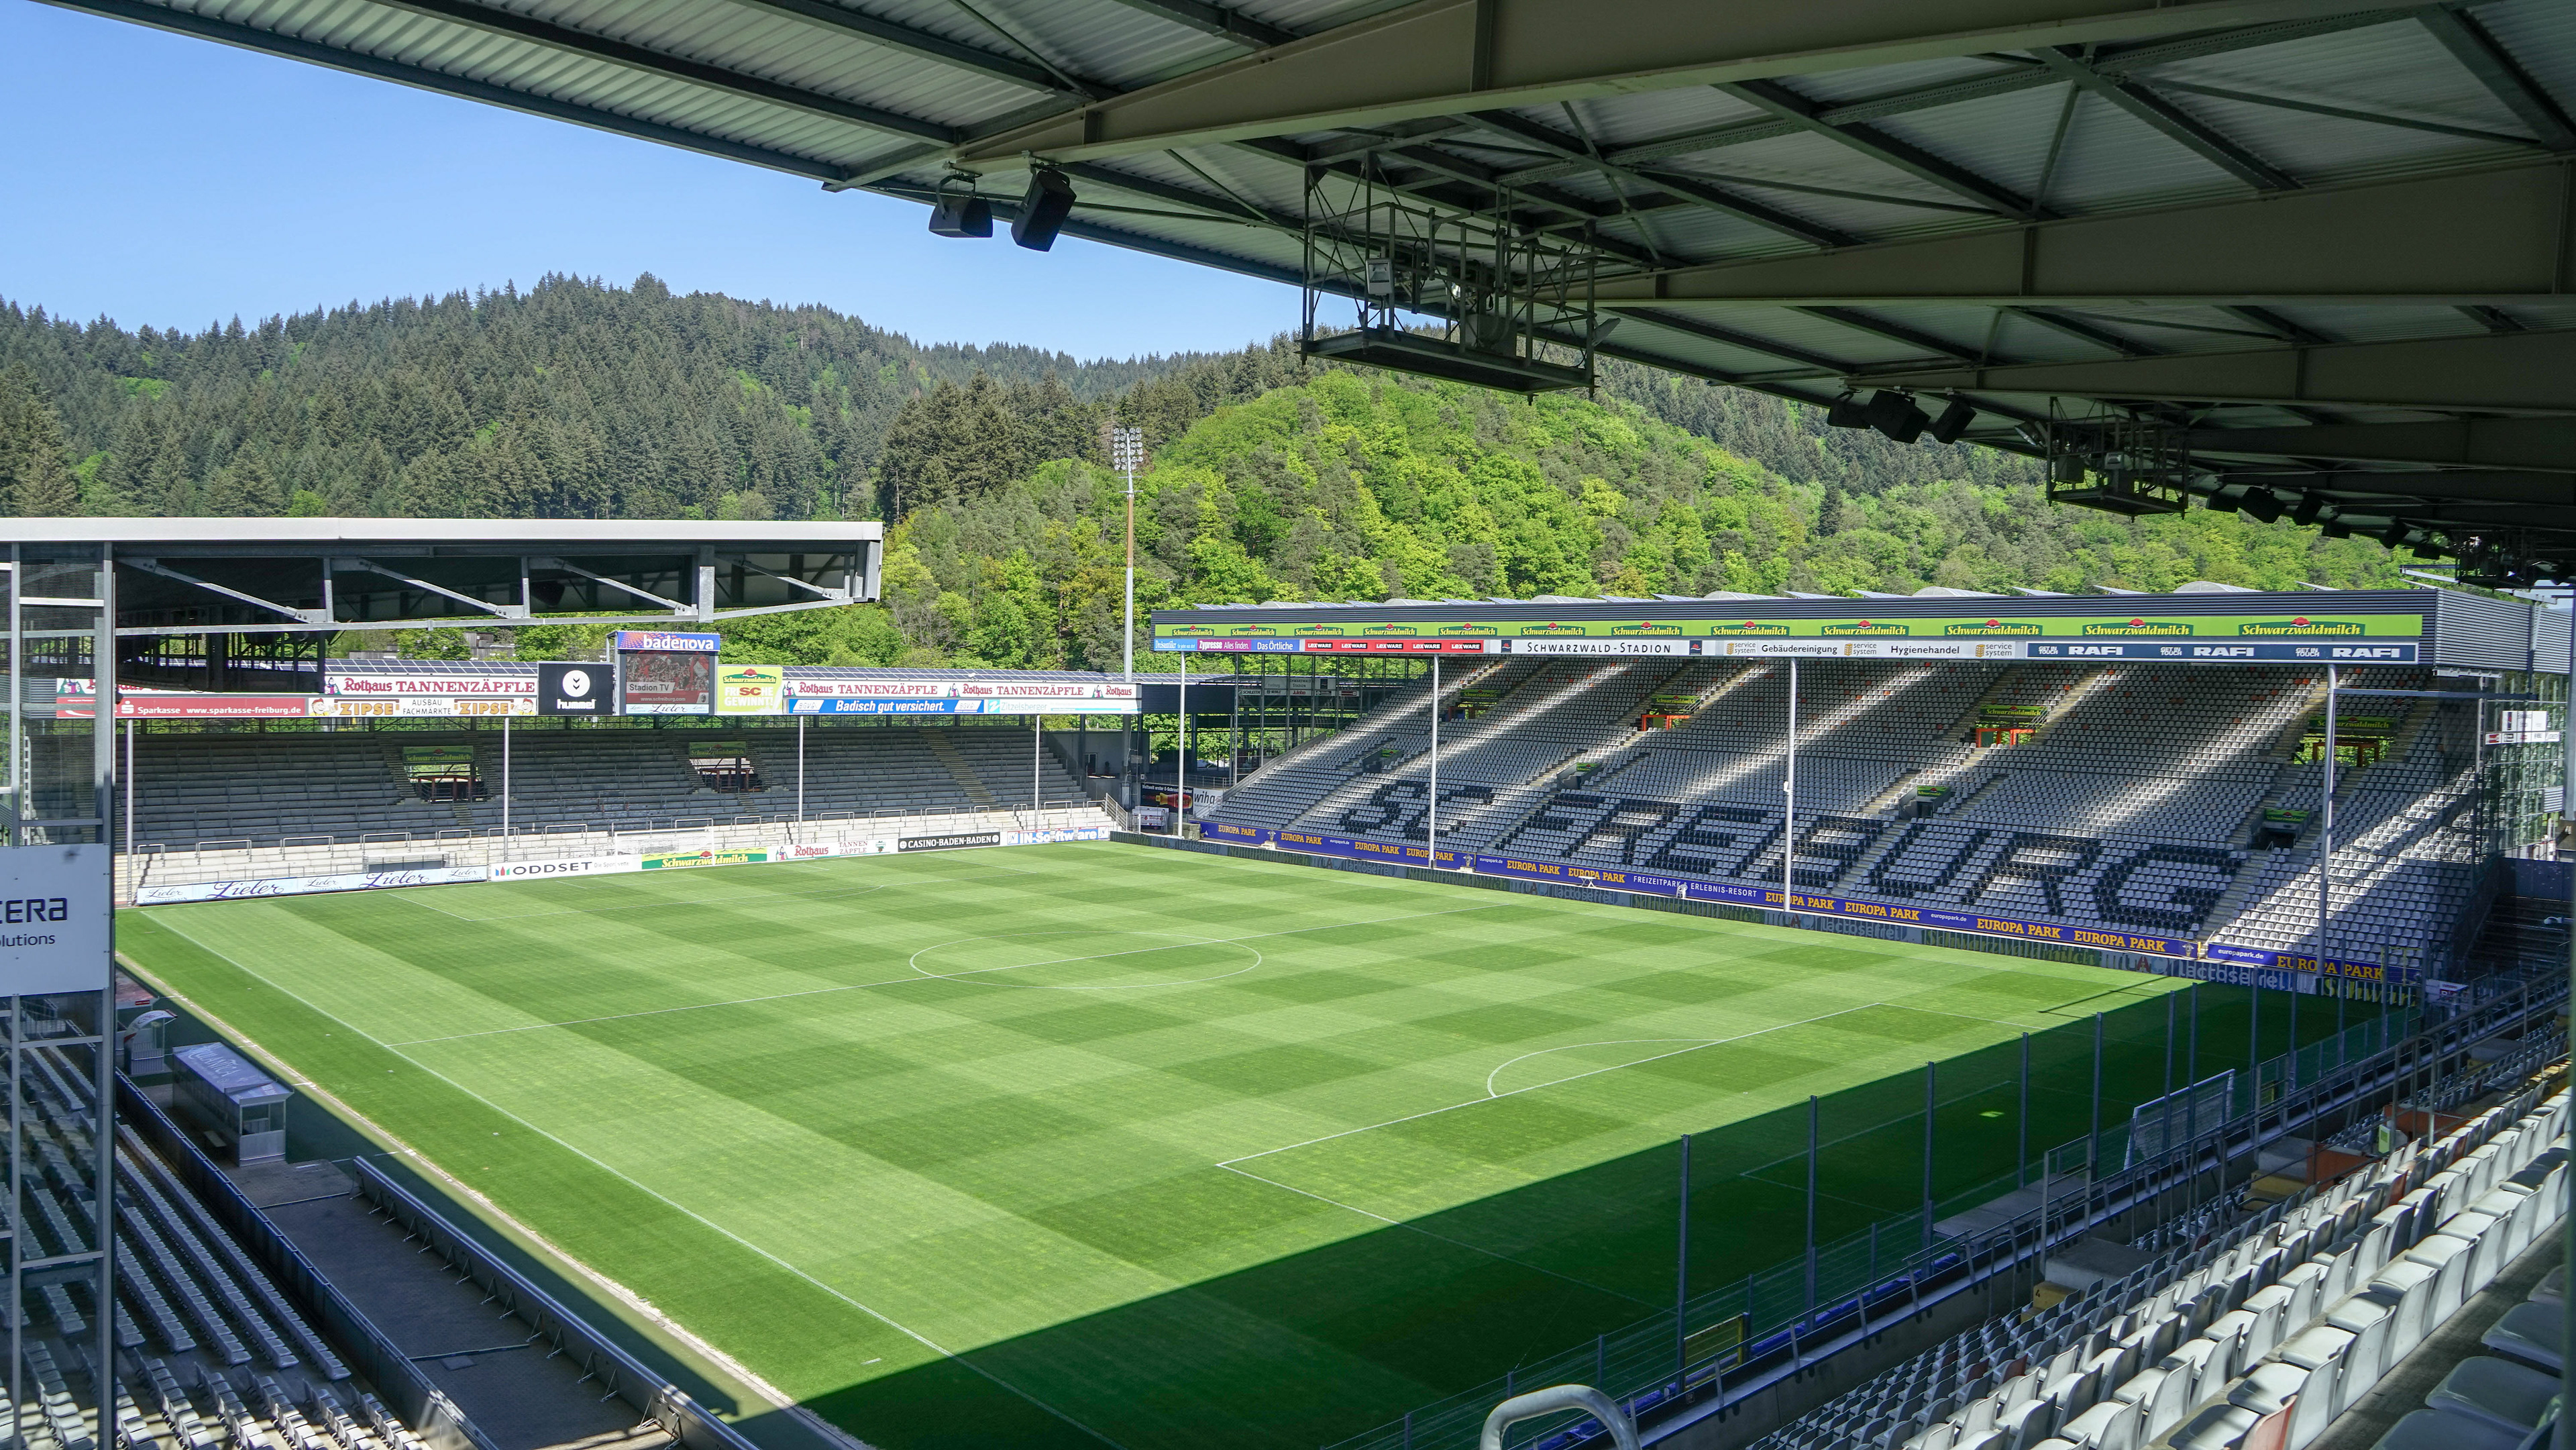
top-left (1, 844), bottom-right (111, 994)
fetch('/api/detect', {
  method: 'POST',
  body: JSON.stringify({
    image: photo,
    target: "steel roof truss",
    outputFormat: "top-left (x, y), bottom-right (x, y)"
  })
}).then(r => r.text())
top-left (332, 558), bottom-right (529, 619)
top-left (121, 558), bottom-right (327, 626)
top-left (2033, 48), bottom-right (2300, 192)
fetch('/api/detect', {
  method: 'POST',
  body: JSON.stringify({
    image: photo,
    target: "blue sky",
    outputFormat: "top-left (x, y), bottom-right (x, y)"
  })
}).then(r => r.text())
top-left (0, 3), bottom-right (1295, 358)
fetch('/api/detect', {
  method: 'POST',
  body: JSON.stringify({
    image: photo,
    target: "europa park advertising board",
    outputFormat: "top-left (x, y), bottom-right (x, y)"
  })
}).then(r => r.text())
top-left (1155, 611), bottom-right (2426, 664)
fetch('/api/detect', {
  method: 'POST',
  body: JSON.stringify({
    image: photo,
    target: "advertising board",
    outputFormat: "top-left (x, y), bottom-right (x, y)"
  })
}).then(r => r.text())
top-left (0, 844), bottom-right (110, 995)
top-left (898, 831), bottom-right (1003, 851)
top-left (612, 631), bottom-right (721, 653)
top-left (488, 855), bottom-right (639, 882)
top-left (639, 848), bottom-right (768, 870)
top-left (133, 864), bottom-right (486, 906)
top-left (715, 665), bottom-right (785, 715)
top-left (537, 663), bottom-right (608, 717)
top-left (621, 651), bottom-right (714, 715)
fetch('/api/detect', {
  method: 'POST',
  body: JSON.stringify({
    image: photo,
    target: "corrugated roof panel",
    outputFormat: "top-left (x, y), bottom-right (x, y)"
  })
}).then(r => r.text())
top-left (2445, 0), bottom-right (2576, 116)
top-left (2031, 93), bottom-right (2249, 215)
top-left (2146, 19), bottom-right (2530, 137)
top-left (1984, 311), bottom-right (2141, 367)
top-left (1790, 53), bottom-right (2039, 105)
top-left (1850, 81), bottom-right (2075, 209)
top-left (2150, 91), bottom-right (2528, 189)
top-left (1671, 130), bottom-right (1985, 215)
top-left (1550, 87), bottom-right (1768, 150)
top-left (2271, 305), bottom-right (2493, 345)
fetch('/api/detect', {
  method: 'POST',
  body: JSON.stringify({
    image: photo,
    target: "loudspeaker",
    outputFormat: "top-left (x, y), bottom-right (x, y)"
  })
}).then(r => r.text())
top-left (1927, 397), bottom-right (1976, 445)
top-left (2239, 488), bottom-right (2284, 523)
top-left (1826, 393), bottom-right (1870, 429)
top-left (2288, 493), bottom-right (2324, 526)
top-left (928, 192), bottom-right (991, 238)
top-left (2206, 486), bottom-right (2245, 514)
top-left (1012, 170), bottom-right (1077, 251)
top-left (1864, 390), bottom-right (1929, 443)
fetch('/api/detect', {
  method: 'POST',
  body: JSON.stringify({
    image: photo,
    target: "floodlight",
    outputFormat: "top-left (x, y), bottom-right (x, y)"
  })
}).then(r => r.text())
top-left (1926, 397), bottom-right (1976, 445)
top-left (1864, 391), bottom-right (1929, 444)
top-left (1826, 393), bottom-right (1870, 429)
top-left (1012, 169), bottom-right (1077, 251)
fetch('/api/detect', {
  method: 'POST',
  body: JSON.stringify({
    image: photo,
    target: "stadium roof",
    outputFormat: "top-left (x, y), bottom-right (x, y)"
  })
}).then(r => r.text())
top-left (1153, 583), bottom-right (2576, 674)
top-left (50, 0), bottom-right (2576, 565)
top-left (12, 518), bottom-right (879, 634)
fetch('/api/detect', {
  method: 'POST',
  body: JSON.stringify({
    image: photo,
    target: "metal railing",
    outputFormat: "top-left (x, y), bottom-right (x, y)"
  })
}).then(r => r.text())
top-left (1324, 959), bottom-right (2570, 1450)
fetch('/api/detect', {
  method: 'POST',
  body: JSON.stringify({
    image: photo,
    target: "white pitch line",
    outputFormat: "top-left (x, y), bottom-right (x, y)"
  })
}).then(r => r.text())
top-left (147, 914), bottom-right (1136, 1450)
top-left (384, 901), bottom-right (1513, 1045)
top-left (388, 860), bottom-right (1055, 922)
top-left (1220, 1006), bottom-right (1874, 1170)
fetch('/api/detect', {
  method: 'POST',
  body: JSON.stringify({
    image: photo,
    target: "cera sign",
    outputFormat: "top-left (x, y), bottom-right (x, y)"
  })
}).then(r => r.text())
top-left (1, 845), bottom-right (109, 993)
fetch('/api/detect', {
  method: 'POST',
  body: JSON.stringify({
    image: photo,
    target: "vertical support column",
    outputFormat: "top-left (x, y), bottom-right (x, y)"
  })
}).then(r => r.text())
top-left (1921, 1059), bottom-right (1936, 1253)
top-left (1782, 659), bottom-right (1799, 919)
top-left (2090, 1012), bottom-right (2104, 1182)
top-left (798, 713), bottom-right (807, 826)
top-left (2018, 1032), bottom-right (2029, 1190)
top-left (1032, 717), bottom-right (1042, 817)
top-left (1674, 1133), bottom-right (1690, 1376)
top-left (1177, 652), bottom-right (1188, 831)
top-left (501, 712), bottom-right (513, 862)
top-left (1426, 658), bottom-right (1441, 869)
top-left (1803, 1094), bottom-right (1819, 1312)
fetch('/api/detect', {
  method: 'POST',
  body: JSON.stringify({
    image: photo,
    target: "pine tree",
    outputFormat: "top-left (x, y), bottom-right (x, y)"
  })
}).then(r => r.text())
top-left (0, 365), bottom-right (79, 516)
top-left (201, 452), bottom-right (283, 516)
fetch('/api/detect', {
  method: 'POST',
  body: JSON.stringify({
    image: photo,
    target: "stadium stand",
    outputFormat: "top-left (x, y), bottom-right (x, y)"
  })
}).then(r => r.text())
top-left (0, 1038), bottom-right (443, 1450)
top-left (1744, 1084), bottom-right (2568, 1450)
top-left (1205, 660), bottom-right (2494, 974)
top-left (126, 722), bottom-right (1088, 849)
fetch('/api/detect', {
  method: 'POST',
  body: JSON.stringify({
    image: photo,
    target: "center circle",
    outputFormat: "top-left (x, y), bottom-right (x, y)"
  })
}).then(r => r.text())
top-left (908, 929), bottom-right (1262, 990)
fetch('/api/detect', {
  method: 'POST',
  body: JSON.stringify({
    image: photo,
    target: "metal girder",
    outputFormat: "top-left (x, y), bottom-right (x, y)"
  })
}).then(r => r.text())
top-left (2418, 6), bottom-right (2576, 152)
top-left (121, 559), bottom-right (326, 625)
top-left (2239, 471), bottom-right (2576, 505)
top-left (1462, 111), bottom-right (1859, 249)
top-left (1715, 79), bottom-right (2047, 219)
top-left (724, 0), bottom-right (1075, 95)
top-left (948, 0), bottom-right (2398, 167)
top-left (527, 556), bottom-right (692, 615)
top-left (34, 0), bottom-right (854, 180)
top-left (2032, 47), bottom-right (2300, 191)
top-left (331, 558), bottom-right (529, 619)
top-left (1800, 306), bottom-right (1986, 364)
top-left (1099, 0), bottom-right (1297, 49)
top-left (1859, 327), bottom-right (2576, 413)
top-left (1593, 160), bottom-right (2576, 308)
top-left (367, 0), bottom-right (961, 144)
top-left (2185, 419), bottom-right (2576, 470)
top-left (2010, 307), bottom-right (2157, 358)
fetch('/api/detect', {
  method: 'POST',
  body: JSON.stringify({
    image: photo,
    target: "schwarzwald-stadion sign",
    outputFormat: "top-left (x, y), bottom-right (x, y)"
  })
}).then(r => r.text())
top-left (1152, 592), bottom-right (2434, 665)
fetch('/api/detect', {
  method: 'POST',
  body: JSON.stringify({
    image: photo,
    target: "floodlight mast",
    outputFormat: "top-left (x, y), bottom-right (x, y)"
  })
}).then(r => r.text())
top-left (1112, 427), bottom-right (1146, 681)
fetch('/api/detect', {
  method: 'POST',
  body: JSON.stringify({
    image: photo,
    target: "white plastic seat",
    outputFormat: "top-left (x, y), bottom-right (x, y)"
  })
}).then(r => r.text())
top-left (2371, 1259), bottom-right (2440, 1360)
top-left (2324, 1290), bottom-right (2397, 1396)
top-left (2404, 1233), bottom-right (2477, 1323)
top-left (2055, 1398), bottom-right (2139, 1450)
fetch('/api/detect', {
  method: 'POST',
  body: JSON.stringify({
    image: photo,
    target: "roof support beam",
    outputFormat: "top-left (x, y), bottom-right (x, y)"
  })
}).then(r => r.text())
top-left (1463, 111), bottom-right (1860, 248)
top-left (32, 0), bottom-right (852, 180)
top-left (2418, 5), bottom-right (2576, 152)
top-left (1713, 79), bottom-right (2047, 219)
top-left (2031, 47), bottom-right (2300, 191)
top-left (1097, 0), bottom-right (1297, 49)
top-left (949, 0), bottom-right (2408, 166)
top-left (370, 0), bottom-right (959, 143)
top-left (2185, 419), bottom-right (2576, 471)
top-left (723, 0), bottom-right (1074, 95)
top-left (1858, 327), bottom-right (2576, 413)
top-left (1594, 160), bottom-right (2576, 308)
top-left (2235, 471), bottom-right (2576, 506)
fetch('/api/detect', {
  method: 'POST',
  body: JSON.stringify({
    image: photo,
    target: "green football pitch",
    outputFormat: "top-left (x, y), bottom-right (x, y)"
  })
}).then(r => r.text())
top-left (118, 839), bottom-right (2312, 1450)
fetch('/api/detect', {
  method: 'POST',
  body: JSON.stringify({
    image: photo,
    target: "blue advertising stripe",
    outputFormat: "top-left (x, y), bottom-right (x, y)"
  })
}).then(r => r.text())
top-left (2202, 942), bottom-right (2409, 984)
top-left (787, 698), bottom-right (975, 715)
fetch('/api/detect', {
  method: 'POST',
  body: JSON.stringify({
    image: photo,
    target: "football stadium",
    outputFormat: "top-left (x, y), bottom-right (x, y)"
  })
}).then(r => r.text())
top-left (13, 2), bottom-right (2576, 1450)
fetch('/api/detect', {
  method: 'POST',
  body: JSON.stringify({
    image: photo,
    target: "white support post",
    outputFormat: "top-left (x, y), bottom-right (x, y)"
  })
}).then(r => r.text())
top-left (1427, 658), bottom-right (1441, 868)
top-left (501, 713), bottom-right (512, 861)
top-left (1032, 717), bottom-right (1042, 817)
top-left (1177, 652), bottom-right (1188, 831)
top-left (798, 713), bottom-right (807, 827)
top-left (1783, 658), bottom-right (1799, 919)
top-left (2318, 664), bottom-right (2337, 987)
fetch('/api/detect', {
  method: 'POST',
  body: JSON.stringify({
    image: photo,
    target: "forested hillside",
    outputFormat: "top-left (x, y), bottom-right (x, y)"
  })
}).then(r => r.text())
top-left (0, 272), bottom-right (2420, 670)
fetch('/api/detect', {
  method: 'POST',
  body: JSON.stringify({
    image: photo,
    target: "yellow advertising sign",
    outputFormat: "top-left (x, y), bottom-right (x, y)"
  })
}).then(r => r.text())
top-left (715, 664), bottom-right (784, 715)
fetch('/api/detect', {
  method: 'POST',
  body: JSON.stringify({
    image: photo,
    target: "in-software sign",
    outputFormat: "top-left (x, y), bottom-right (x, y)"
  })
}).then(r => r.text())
top-left (537, 662), bottom-right (606, 716)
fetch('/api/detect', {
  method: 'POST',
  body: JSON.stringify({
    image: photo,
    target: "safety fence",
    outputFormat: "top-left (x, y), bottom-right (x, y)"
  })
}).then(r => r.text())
top-left (119, 802), bottom-right (1116, 900)
top-left (1320, 959), bottom-right (2567, 1450)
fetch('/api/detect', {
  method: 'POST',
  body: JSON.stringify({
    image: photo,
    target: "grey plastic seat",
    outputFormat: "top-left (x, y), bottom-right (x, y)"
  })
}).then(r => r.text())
top-left (2426, 1357), bottom-right (2561, 1435)
top-left (2369, 1407), bottom-right (2536, 1450)
top-left (2483, 1301), bottom-right (2565, 1374)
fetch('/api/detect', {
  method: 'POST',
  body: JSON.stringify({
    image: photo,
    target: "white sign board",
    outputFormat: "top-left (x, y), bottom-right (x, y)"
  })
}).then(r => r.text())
top-left (1, 843), bottom-right (110, 995)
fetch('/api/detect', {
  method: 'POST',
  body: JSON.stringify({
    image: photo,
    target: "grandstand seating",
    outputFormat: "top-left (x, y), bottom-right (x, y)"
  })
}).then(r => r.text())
top-left (1206, 660), bottom-right (2489, 970)
top-left (5, 1041), bottom-right (437, 1450)
top-left (1748, 1085), bottom-right (2568, 1450)
top-left (126, 723), bottom-right (1087, 849)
